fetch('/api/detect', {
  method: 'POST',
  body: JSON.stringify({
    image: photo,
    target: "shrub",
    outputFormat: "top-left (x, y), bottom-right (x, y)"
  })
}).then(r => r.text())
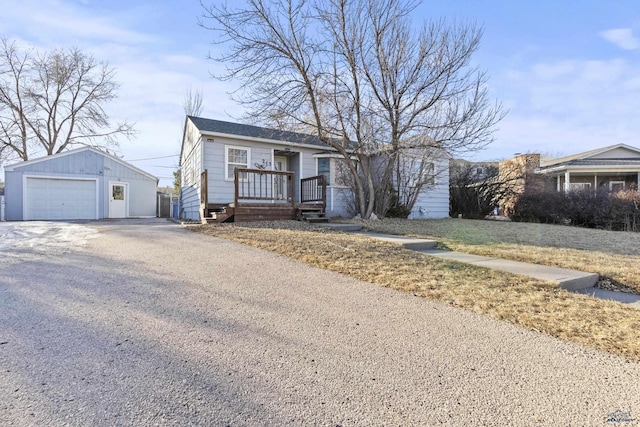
top-left (511, 187), bottom-right (640, 231)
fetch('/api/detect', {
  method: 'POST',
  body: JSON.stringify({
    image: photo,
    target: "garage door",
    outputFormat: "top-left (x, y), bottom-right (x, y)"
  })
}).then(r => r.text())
top-left (25, 177), bottom-right (97, 220)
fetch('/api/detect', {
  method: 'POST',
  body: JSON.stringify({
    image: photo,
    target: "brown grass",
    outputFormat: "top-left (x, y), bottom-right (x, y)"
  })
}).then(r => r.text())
top-left (347, 218), bottom-right (640, 293)
top-left (195, 221), bottom-right (640, 362)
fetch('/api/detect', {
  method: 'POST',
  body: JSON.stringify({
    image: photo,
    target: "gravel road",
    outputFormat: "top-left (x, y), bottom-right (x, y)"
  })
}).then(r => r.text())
top-left (1, 219), bottom-right (639, 426)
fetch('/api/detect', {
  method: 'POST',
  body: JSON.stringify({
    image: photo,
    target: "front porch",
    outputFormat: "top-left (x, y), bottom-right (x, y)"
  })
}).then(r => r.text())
top-left (202, 168), bottom-right (327, 223)
top-left (551, 171), bottom-right (640, 193)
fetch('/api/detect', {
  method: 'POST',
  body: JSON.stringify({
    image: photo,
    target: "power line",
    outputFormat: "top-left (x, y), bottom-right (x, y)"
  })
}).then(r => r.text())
top-left (126, 154), bottom-right (179, 161)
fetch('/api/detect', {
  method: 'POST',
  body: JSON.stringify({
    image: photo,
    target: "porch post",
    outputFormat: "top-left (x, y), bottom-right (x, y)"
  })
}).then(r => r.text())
top-left (594, 173), bottom-right (598, 191)
top-left (556, 175), bottom-right (561, 192)
top-left (564, 171), bottom-right (571, 192)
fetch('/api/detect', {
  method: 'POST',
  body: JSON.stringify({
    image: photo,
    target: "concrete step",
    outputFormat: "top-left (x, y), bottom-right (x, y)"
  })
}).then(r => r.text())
top-left (575, 287), bottom-right (640, 308)
top-left (354, 232), bottom-right (438, 251)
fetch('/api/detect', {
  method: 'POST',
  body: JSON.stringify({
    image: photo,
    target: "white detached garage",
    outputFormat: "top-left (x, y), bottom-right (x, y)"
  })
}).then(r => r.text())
top-left (4, 147), bottom-right (158, 221)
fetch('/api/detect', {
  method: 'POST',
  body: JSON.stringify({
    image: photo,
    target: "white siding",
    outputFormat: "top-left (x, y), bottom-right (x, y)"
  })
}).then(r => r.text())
top-left (326, 186), bottom-right (353, 217)
top-left (180, 120), bottom-right (203, 220)
top-left (409, 157), bottom-right (450, 219)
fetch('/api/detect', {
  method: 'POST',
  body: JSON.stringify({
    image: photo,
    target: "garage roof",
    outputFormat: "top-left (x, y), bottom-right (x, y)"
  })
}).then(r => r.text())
top-left (4, 147), bottom-right (157, 181)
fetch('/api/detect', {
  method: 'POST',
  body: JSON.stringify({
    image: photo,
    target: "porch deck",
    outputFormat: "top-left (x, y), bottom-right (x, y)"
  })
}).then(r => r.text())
top-left (202, 169), bottom-right (327, 223)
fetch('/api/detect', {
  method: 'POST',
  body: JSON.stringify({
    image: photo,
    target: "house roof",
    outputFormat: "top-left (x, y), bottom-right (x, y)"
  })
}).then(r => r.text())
top-left (536, 144), bottom-right (640, 175)
top-left (4, 146), bottom-right (158, 181)
top-left (540, 144), bottom-right (640, 167)
top-left (188, 116), bottom-right (330, 148)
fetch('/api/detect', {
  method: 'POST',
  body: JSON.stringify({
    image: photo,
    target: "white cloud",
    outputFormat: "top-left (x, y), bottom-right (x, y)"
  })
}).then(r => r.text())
top-left (0, 1), bottom-right (158, 50)
top-left (477, 56), bottom-right (640, 162)
top-left (0, 0), bottom-right (245, 185)
top-left (599, 28), bottom-right (640, 50)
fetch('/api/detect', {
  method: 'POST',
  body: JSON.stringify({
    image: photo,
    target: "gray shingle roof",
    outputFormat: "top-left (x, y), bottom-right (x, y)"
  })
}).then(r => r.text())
top-left (189, 116), bottom-right (328, 148)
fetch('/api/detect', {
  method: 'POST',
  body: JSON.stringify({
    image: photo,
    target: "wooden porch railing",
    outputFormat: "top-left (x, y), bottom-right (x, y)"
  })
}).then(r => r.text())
top-left (300, 175), bottom-right (326, 208)
top-left (234, 168), bottom-right (295, 206)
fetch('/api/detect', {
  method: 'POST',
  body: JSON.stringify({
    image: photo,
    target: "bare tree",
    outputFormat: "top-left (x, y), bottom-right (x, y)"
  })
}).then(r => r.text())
top-left (0, 38), bottom-right (134, 164)
top-left (184, 87), bottom-right (204, 117)
top-left (176, 87), bottom-right (205, 195)
top-left (201, 0), bottom-right (504, 218)
top-left (449, 154), bottom-right (541, 219)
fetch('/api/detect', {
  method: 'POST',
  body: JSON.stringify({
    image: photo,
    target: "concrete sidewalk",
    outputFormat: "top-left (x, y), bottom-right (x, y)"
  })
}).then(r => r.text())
top-left (421, 250), bottom-right (598, 291)
top-left (336, 226), bottom-right (640, 308)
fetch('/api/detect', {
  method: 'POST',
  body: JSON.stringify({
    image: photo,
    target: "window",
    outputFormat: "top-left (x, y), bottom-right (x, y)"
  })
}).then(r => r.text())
top-left (609, 181), bottom-right (625, 192)
top-left (569, 182), bottom-right (591, 191)
top-left (112, 185), bottom-right (125, 200)
top-left (317, 158), bottom-right (331, 185)
top-left (225, 146), bottom-right (250, 181)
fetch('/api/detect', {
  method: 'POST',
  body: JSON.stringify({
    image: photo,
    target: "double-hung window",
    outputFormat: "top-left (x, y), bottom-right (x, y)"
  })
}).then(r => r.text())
top-left (225, 146), bottom-right (250, 181)
top-left (317, 158), bottom-right (331, 185)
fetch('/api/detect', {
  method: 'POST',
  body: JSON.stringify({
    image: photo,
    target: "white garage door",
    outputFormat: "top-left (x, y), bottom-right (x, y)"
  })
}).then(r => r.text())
top-left (25, 177), bottom-right (97, 220)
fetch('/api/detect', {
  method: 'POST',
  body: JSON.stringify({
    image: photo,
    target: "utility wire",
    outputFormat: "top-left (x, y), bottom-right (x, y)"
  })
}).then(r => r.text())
top-left (126, 154), bottom-right (179, 161)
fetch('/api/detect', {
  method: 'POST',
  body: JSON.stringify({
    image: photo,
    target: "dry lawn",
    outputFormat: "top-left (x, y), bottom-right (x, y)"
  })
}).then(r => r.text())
top-left (350, 218), bottom-right (640, 293)
top-left (195, 220), bottom-right (640, 362)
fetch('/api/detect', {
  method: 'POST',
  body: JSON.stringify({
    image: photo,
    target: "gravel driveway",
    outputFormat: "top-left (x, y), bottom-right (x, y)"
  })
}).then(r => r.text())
top-left (1, 219), bottom-right (639, 426)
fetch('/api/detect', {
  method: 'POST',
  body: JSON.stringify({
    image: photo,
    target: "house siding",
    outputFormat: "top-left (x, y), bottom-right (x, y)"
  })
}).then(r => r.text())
top-left (180, 117), bottom-right (451, 221)
top-left (202, 136), bottom-right (322, 206)
top-left (4, 172), bottom-right (22, 220)
top-left (591, 147), bottom-right (638, 159)
top-left (326, 186), bottom-right (352, 217)
top-left (180, 120), bottom-right (203, 220)
top-left (409, 157), bottom-right (450, 219)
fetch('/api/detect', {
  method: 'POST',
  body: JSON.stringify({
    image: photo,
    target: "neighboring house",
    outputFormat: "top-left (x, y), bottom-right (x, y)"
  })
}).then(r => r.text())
top-left (179, 116), bottom-right (451, 222)
top-left (3, 147), bottom-right (158, 221)
top-left (498, 153), bottom-right (542, 215)
top-left (450, 159), bottom-right (499, 184)
top-left (536, 144), bottom-right (640, 193)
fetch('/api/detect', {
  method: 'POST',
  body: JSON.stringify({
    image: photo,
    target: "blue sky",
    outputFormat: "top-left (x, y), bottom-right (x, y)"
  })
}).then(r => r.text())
top-left (2, 0), bottom-right (639, 186)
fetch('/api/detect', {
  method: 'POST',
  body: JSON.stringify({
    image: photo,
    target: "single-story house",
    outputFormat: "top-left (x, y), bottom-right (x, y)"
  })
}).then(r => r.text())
top-left (3, 147), bottom-right (158, 221)
top-left (536, 144), bottom-right (640, 192)
top-left (180, 116), bottom-right (450, 222)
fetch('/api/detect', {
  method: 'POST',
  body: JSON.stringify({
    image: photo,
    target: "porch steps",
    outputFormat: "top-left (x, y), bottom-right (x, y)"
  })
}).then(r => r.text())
top-left (298, 207), bottom-right (329, 223)
top-left (203, 206), bottom-right (235, 224)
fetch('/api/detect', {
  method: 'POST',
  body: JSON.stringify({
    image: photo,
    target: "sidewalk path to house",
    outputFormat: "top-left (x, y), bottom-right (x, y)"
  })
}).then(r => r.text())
top-left (1, 219), bottom-right (640, 425)
top-left (342, 228), bottom-right (640, 309)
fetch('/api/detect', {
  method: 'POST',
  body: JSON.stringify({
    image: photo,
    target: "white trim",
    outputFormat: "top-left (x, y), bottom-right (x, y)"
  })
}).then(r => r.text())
top-left (540, 144), bottom-right (640, 167)
top-left (23, 174), bottom-right (99, 220)
top-left (312, 152), bottom-right (345, 159)
top-left (537, 164), bottom-right (640, 175)
top-left (108, 181), bottom-right (129, 218)
top-left (224, 145), bottom-right (251, 182)
top-left (569, 182), bottom-right (591, 191)
top-left (609, 180), bottom-right (625, 191)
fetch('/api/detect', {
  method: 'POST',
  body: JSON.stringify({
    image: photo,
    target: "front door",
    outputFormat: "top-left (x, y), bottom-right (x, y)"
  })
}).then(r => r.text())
top-left (274, 156), bottom-right (288, 200)
top-left (109, 182), bottom-right (128, 218)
